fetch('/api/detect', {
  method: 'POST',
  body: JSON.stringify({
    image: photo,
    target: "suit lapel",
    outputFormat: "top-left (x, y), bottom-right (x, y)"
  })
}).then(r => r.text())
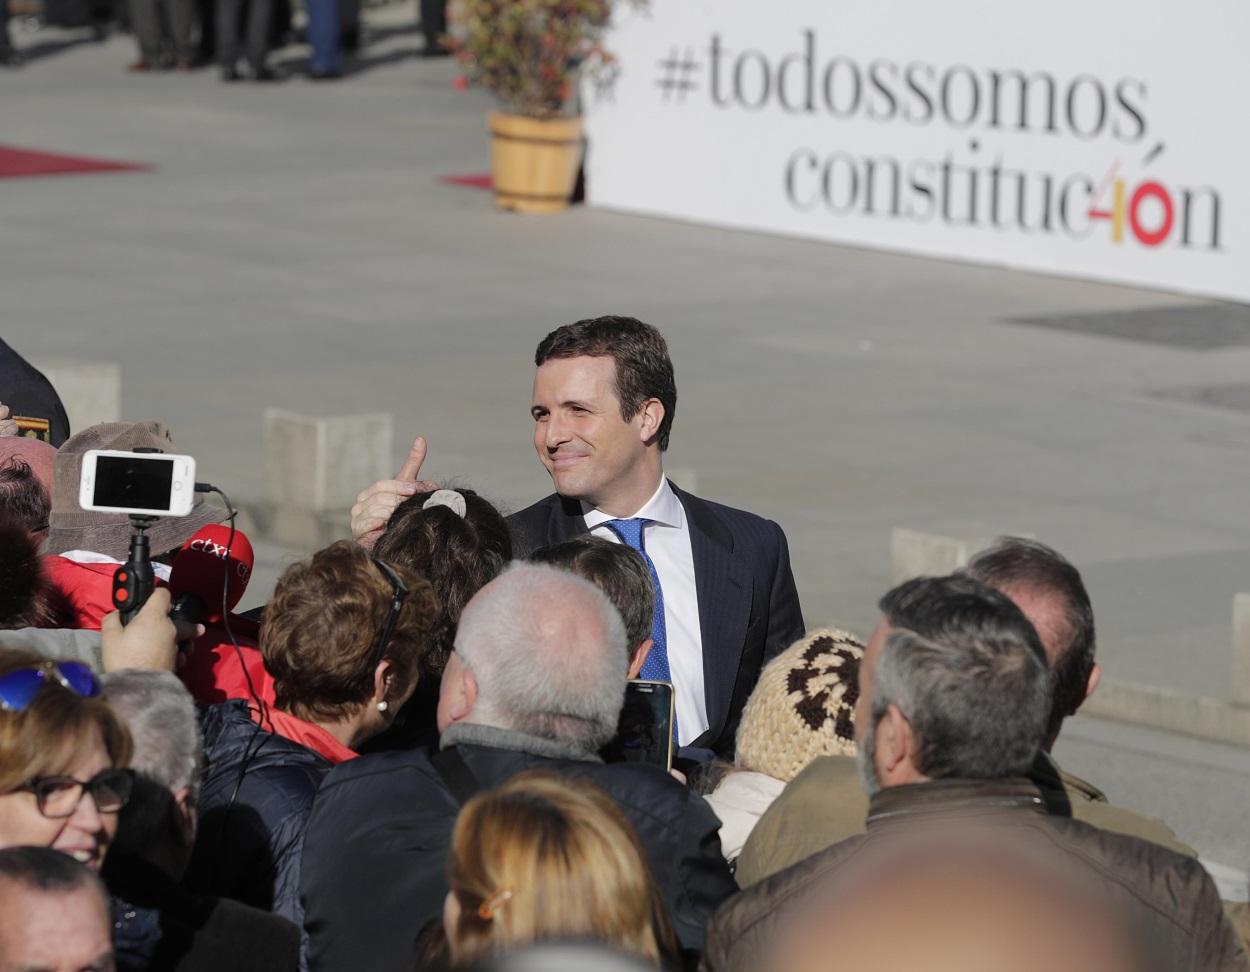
top-left (672, 485), bottom-right (752, 747)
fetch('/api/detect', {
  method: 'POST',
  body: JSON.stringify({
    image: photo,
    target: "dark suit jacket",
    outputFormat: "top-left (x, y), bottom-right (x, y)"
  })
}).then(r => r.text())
top-left (508, 482), bottom-right (805, 756)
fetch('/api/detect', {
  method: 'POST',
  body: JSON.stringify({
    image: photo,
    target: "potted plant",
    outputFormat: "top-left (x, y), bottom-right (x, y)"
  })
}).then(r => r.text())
top-left (449, 0), bottom-right (636, 213)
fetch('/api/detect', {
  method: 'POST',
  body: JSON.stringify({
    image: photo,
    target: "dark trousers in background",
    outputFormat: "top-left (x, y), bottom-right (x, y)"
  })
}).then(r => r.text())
top-left (418, 0), bottom-right (443, 46)
top-left (0, 0), bottom-right (12, 57)
top-left (129, 0), bottom-right (196, 63)
top-left (304, 0), bottom-right (338, 73)
top-left (215, 0), bottom-right (269, 69)
top-left (336, 0), bottom-right (357, 48)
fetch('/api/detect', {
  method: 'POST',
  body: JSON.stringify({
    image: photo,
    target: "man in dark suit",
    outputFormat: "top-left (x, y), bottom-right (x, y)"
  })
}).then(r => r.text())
top-left (352, 315), bottom-right (804, 758)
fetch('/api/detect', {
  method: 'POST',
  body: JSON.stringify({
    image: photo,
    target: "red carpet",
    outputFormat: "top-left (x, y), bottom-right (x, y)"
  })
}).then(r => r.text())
top-left (0, 144), bottom-right (150, 179)
top-left (438, 173), bottom-right (492, 190)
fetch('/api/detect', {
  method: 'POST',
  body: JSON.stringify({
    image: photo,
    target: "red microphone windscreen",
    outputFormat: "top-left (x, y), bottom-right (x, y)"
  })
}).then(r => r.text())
top-left (168, 524), bottom-right (255, 624)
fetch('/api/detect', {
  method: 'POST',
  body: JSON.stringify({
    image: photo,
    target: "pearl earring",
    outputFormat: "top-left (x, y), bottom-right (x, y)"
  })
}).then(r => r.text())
top-left (377, 700), bottom-right (389, 713)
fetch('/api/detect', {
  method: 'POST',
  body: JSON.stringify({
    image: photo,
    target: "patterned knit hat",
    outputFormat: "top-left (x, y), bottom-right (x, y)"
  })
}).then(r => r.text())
top-left (735, 627), bottom-right (864, 782)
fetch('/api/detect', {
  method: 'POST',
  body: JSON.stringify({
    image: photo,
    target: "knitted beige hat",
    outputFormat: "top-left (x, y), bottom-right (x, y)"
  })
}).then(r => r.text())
top-left (735, 627), bottom-right (864, 782)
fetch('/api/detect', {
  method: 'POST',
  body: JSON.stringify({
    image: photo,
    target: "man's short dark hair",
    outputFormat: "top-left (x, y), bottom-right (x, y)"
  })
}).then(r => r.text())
top-left (0, 458), bottom-right (49, 535)
top-left (874, 575), bottom-right (1051, 781)
top-left (535, 316), bottom-right (677, 451)
top-left (528, 536), bottom-right (654, 651)
top-left (0, 846), bottom-right (103, 896)
top-left (964, 537), bottom-right (1095, 741)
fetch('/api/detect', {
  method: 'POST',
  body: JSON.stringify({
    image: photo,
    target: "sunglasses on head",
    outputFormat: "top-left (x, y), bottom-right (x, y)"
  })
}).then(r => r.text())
top-left (370, 557), bottom-right (410, 668)
top-left (0, 663), bottom-right (100, 712)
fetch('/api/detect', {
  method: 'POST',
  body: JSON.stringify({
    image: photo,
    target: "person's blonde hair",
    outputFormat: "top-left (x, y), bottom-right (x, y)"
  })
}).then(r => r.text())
top-left (0, 648), bottom-right (132, 793)
top-left (446, 771), bottom-right (678, 967)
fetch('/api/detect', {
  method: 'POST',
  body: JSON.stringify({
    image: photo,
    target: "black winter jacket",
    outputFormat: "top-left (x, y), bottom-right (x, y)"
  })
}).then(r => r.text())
top-left (299, 727), bottom-right (738, 972)
top-left (108, 853), bottom-right (300, 972)
top-left (184, 700), bottom-right (330, 922)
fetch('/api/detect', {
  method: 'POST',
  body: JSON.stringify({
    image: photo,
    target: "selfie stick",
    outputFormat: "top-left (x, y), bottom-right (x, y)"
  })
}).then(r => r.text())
top-left (113, 515), bottom-right (157, 626)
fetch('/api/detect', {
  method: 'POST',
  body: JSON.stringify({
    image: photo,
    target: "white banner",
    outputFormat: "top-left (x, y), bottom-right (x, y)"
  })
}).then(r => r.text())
top-left (584, 0), bottom-right (1248, 303)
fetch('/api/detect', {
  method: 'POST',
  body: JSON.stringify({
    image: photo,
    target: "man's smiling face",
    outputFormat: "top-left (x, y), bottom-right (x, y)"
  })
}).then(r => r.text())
top-left (530, 355), bottom-right (653, 513)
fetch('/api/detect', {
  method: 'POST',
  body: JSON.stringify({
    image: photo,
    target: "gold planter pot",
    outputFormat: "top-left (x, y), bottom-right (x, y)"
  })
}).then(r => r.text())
top-left (488, 112), bottom-right (584, 214)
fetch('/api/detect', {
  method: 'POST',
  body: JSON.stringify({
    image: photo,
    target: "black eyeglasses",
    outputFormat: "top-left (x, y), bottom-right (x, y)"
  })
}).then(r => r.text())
top-left (370, 557), bottom-right (409, 667)
top-left (17, 768), bottom-right (133, 819)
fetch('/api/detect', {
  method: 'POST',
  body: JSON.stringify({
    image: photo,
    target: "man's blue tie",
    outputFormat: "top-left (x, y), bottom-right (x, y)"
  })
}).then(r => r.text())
top-left (603, 518), bottom-right (672, 688)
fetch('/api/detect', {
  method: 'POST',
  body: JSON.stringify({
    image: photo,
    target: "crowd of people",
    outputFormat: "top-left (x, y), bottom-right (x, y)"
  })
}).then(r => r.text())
top-left (0, 0), bottom-right (447, 79)
top-left (0, 315), bottom-right (1246, 971)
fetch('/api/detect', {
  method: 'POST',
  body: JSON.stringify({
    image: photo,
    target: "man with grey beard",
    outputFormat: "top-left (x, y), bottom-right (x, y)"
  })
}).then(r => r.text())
top-left (702, 574), bottom-right (1247, 972)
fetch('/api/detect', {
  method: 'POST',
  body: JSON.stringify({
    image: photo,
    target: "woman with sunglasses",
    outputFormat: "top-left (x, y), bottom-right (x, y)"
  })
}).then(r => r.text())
top-left (0, 648), bottom-right (133, 872)
top-left (183, 540), bottom-right (439, 924)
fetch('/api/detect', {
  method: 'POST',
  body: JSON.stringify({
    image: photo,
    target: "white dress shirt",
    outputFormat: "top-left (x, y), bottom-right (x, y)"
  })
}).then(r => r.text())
top-left (583, 478), bottom-right (708, 746)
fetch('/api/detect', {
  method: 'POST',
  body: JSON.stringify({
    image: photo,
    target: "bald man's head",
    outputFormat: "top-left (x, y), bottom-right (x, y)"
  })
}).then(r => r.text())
top-left (448, 562), bottom-right (628, 751)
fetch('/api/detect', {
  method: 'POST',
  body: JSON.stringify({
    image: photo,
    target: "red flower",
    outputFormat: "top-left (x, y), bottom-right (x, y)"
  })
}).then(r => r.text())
top-left (452, 75), bottom-right (469, 91)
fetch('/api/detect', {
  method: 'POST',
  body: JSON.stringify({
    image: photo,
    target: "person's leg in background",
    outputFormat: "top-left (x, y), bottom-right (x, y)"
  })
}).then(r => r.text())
top-left (127, 0), bottom-right (163, 69)
top-left (305, 0), bottom-right (339, 78)
top-left (215, 0), bottom-right (241, 77)
top-left (336, 0), bottom-right (356, 52)
top-left (241, 0), bottom-right (274, 78)
top-left (0, 0), bottom-right (20, 66)
top-left (164, 0), bottom-right (196, 67)
top-left (417, 0), bottom-right (445, 56)
top-left (197, 0), bottom-right (215, 63)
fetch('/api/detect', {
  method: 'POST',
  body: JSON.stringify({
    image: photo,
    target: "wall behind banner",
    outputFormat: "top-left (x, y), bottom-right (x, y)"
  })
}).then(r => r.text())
top-left (582, 0), bottom-right (1248, 303)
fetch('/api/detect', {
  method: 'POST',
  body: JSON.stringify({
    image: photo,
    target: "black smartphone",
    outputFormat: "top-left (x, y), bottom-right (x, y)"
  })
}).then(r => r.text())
top-left (601, 679), bottom-right (675, 772)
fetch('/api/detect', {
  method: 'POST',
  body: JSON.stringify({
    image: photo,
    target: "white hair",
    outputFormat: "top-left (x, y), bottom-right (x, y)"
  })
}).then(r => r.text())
top-left (455, 561), bottom-right (628, 751)
top-left (101, 669), bottom-right (201, 797)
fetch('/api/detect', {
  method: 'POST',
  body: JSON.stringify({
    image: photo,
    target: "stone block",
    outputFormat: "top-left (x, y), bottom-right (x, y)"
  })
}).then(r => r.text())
top-left (263, 409), bottom-right (393, 512)
top-left (889, 527), bottom-right (1001, 584)
top-left (1082, 679), bottom-right (1250, 749)
top-left (33, 359), bottom-right (121, 433)
top-left (1234, 593), bottom-right (1250, 707)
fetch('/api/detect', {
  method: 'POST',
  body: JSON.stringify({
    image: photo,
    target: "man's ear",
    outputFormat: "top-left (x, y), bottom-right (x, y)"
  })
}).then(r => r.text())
top-left (1081, 662), bottom-right (1101, 706)
top-left (637, 399), bottom-right (665, 445)
top-left (877, 704), bottom-right (917, 784)
top-left (627, 638), bottom-right (653, 680)
top-left (448, 663), bottom-right (478, 726)
top-left (171, 786), bottom-right (197, 847)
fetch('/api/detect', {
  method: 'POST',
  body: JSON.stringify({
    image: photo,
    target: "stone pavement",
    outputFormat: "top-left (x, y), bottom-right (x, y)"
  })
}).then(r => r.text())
top-left (1, 6), bottom-right (1248, 874)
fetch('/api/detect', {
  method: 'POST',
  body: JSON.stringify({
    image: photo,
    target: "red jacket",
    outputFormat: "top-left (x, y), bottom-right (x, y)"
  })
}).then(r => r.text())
top-left (41, 554), bottom-right (276, 708)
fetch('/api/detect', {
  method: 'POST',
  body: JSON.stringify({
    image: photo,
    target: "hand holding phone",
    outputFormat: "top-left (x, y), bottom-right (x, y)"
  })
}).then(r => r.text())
top-left (601, 680), bottom-right (676, 772)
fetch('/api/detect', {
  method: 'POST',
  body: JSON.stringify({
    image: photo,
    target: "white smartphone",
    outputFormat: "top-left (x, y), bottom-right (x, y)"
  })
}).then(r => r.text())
top-left (78, 450), bottom-right (197, 517)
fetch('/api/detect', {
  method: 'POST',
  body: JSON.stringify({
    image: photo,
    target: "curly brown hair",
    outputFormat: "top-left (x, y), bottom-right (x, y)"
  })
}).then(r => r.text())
top-left (260, 540), bottom-right (440, 723)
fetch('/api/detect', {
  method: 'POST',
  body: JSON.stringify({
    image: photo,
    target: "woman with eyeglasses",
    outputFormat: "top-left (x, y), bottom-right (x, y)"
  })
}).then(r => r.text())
top-left (182, 540), bottom-right (439, 924)
top-left (0, 648), bottom-right (133, 872)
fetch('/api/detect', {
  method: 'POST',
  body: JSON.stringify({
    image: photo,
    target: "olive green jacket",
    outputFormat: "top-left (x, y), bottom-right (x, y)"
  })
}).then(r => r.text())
top-left (734, 751), bottom-right (1194, 888)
